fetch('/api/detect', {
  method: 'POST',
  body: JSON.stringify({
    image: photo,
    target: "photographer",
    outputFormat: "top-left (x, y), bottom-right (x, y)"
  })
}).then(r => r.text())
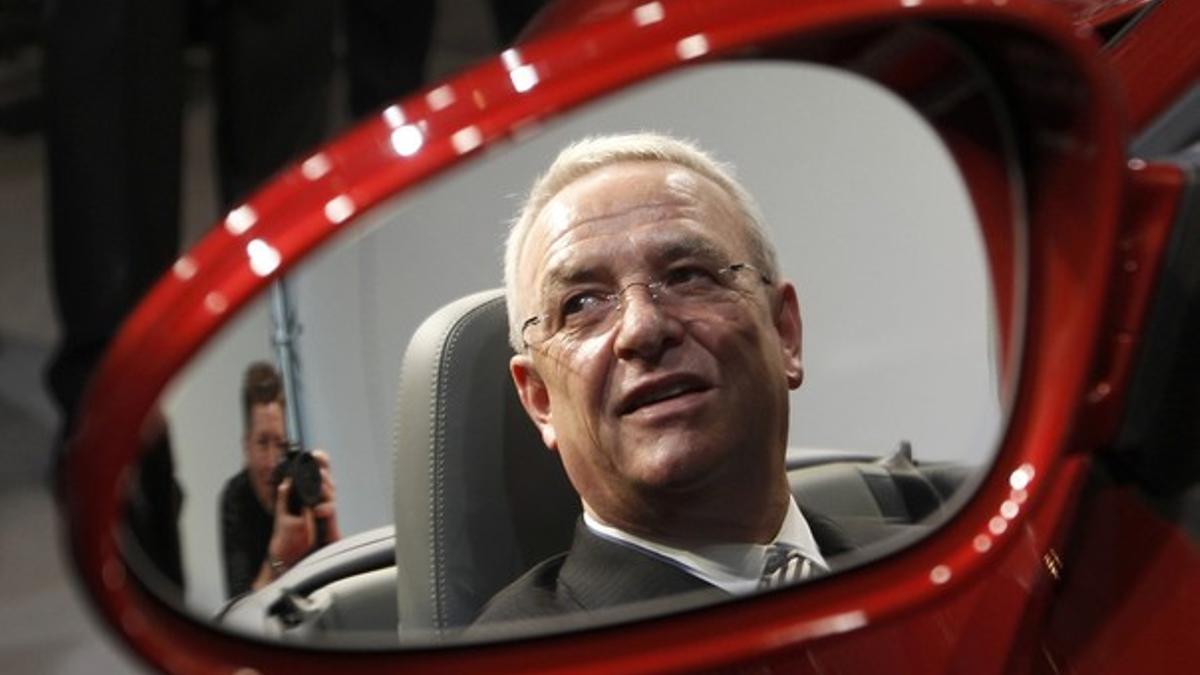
top-left (219, 362), bottom-right (341, 598)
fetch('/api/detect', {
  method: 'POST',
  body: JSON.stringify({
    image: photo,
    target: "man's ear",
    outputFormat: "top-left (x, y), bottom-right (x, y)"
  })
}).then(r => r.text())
top-left (510, 354), bottom-right (559, 450)
top-left (774, 282), bottom-right (804, 390)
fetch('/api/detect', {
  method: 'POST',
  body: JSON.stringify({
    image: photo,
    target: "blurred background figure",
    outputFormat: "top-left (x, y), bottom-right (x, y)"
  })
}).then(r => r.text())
top-left (0, 1), bottom-right (541, 669)
top-left (221, 361), bottom-right (343, 598)
top-left (42, 0), bottom-right (548, 469)
top-left (221, 361), bottom-right (290, 598)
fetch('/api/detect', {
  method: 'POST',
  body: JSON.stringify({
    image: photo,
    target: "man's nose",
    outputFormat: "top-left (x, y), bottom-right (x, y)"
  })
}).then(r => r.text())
top-left (612, 285), bottom-right (683, 361)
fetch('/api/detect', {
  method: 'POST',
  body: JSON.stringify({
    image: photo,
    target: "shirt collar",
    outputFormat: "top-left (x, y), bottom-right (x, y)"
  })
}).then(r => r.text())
top-left (582, 497), bottom-right (830, 595)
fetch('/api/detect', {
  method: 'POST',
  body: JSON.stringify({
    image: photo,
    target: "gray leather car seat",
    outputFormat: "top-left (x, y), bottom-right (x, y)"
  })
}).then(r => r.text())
top-left (216, 524), bottom-right (398, 641)
top-left (393, 289), bottom-right (579, 635)
top-left (787, 446), bottom-right (962, 550)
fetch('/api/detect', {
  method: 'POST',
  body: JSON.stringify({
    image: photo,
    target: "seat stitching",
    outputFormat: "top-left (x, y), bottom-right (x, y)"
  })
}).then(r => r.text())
top-left (429, 294), bottom-right (505, 629)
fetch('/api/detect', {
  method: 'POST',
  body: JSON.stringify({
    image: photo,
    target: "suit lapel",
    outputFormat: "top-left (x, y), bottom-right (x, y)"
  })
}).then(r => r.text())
top-left (558, 523), bottom-right (725, 610)
top-left (554, 508), bottom-right (855, 611)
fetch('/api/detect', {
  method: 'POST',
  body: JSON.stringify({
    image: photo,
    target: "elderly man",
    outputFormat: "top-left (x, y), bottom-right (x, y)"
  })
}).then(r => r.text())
top-left (474, 133), bottom-right (851, 624)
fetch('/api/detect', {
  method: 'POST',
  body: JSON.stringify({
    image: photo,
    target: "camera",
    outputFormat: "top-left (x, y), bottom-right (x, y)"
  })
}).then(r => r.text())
top-left (270, 446), bottom-right (323, 515)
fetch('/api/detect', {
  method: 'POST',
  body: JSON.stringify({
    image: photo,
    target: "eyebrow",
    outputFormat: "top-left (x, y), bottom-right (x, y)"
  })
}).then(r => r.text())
top-left (538, 233), bottom-right (731, 298)
top-left (653, 236), bottom-right (729, 267)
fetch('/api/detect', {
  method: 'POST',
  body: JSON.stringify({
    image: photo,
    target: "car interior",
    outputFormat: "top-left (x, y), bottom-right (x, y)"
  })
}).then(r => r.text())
top-left (217, 288), bottom-right (977, 642)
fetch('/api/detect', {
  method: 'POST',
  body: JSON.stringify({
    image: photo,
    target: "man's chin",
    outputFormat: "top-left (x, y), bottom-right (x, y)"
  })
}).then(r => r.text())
top-left (626, 438), bottom-right (728, 494)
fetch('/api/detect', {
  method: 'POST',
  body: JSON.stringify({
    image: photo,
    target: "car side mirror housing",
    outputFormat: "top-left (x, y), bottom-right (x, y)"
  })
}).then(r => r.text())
top-left (62, 0), bottom-right (1133, 672)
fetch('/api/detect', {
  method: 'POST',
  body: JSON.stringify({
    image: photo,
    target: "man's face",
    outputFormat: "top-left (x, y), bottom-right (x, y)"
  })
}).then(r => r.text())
top-left (243, 401), bottom-right (286, 509)
top-left (510, 161), bottom-right (803, 536)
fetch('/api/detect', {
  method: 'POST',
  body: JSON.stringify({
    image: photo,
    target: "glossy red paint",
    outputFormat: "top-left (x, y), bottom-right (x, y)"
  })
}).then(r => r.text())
top-left (1035, 168), bottom-right (1200, 675)
top-left (1074, 161), bottom-right (1185, 449)
top-left (1042, 480), bottom-right (1200, 673)
top-left (1108, 0), bottom-right (1200, 133)
top-left (60, 0), bottom-right (1199, 673)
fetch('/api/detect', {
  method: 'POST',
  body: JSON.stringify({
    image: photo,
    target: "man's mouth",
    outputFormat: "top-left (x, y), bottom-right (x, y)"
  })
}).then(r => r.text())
top-left (617, 376), bottom-right (712, 416)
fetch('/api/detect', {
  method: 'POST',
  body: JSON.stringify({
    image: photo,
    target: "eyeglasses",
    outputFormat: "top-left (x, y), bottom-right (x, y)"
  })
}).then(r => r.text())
top-left (521, 262), bottom-right (771, 349)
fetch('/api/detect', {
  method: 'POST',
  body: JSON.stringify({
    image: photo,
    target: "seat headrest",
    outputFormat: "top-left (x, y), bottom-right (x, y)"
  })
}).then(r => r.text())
top-left (393, 289), bottom-right (579, 634)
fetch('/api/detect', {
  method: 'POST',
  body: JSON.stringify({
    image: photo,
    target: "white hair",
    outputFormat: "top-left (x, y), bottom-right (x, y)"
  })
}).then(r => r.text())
top-left (503, 132), bottom-right (778, 351)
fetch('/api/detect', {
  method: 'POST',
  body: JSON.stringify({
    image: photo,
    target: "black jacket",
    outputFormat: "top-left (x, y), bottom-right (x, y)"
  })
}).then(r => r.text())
top-left (474, 513), bottom-right (854, 624)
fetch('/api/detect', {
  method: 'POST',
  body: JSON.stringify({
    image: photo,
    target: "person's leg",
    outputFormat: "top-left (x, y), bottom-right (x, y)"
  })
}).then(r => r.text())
top-left (43, 0), bottom-right (186, 435)
top-left (343, 0), bottom-right (436, 118)
top-left (211, 0), bottom-right (335, 207)
top-left (44, 0), bottom-right (188, 589)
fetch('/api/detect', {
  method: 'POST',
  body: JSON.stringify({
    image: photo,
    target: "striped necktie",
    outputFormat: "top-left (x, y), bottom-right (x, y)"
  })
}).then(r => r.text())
top-left (759, 545), bottom-right (813, 589)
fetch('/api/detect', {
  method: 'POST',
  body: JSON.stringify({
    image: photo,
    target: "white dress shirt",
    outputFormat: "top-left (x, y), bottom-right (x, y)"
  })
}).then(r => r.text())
top-left (583, 496), bottom-right (830, 595)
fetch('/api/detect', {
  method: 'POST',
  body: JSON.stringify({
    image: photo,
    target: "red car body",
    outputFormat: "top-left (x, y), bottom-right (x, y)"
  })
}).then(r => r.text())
top-left (62, 0), bottom-right (1200, 672)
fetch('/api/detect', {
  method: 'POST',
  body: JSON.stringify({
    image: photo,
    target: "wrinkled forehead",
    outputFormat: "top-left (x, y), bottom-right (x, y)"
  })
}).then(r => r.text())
top-left (517, 162), bottom-right (750, 295)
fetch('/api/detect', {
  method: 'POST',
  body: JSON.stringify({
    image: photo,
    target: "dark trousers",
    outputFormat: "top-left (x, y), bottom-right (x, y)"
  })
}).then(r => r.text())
top-left (43, 0), bottom-right (549, 423)
top-left (44, 0), bottom-right (187, 426)
top-left (43, 0), bottom-right (336, 425)
top-left (211, 0), bottom-right (335, 205)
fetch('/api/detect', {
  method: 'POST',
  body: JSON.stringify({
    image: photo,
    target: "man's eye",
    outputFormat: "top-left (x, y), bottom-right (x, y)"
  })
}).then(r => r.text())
top-left (561, 291), bottom-right (608, 318)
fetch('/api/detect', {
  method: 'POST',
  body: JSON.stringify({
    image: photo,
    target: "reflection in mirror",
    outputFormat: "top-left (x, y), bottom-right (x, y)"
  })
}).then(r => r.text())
top-left (121, 60), bottom-right (1012, 647)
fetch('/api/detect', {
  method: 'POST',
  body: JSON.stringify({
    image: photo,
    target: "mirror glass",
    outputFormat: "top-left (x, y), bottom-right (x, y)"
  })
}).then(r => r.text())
top-left (120, 59), bottom-right (1013, 647)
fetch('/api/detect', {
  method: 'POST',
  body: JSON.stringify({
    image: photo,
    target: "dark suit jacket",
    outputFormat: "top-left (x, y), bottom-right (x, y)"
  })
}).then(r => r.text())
top-left (473, 513), bottom-right (854, 625)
